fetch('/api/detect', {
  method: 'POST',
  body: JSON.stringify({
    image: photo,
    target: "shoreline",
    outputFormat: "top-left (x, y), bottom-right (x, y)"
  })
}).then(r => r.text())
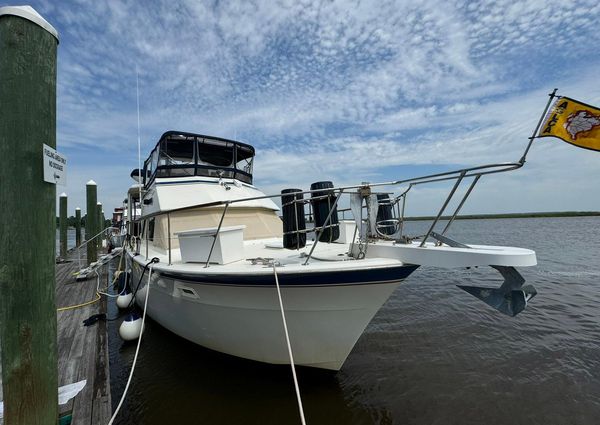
top-left (404, 211), bottom-right (600, 221)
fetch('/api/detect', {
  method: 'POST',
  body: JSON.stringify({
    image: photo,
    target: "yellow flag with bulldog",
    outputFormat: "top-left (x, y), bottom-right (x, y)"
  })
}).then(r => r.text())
top-left (538, 97), bottom-right (600, 151)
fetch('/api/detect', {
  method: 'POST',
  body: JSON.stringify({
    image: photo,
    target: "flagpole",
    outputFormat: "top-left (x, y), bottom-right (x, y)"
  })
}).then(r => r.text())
top-left (519, 88), bottom-right (558, 164)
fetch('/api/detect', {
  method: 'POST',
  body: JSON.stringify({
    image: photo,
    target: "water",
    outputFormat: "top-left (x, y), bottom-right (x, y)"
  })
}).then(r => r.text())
top-left (106, 217), bottom-right (600, 424)
top-left (55, 228), bottom-right (78, 254)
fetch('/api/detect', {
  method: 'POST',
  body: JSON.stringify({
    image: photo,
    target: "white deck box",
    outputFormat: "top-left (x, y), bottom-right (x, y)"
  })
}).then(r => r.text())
top-left (176, 225), bottom-right (246, 264)
top-left (337, 220), bottom-right (357, 244)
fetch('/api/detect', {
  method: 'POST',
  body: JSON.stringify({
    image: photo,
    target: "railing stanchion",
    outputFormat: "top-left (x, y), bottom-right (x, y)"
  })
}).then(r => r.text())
top-left (205, 202), bottom-right (229, 268)
top-left (441, 174), bottom-right (481, 237)
top-left (420, 171), bottom-right (466, 247)
top-left (400, 191), bottom-right (407, 238)
top-left (167, 212), bottom-right (172, 266)
top-left (303, 189), bottom-right (343, 265)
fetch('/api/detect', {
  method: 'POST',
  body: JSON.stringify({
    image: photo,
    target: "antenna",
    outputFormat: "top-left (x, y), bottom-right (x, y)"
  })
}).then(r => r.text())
top-left (136, 68), bottom-right (142, 204)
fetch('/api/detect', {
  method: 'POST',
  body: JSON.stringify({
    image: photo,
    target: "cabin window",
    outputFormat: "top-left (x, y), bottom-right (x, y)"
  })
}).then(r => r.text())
top-left (157, 135), bottom-right (195, 177)
top-left (196, 138), bottom-right (235, 178)
top-left (143, 132), bottom-right (255, 187)
top-left (197, 139), bottom-right (234, 167)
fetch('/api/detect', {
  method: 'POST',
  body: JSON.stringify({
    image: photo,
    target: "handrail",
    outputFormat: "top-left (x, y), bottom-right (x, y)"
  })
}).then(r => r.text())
top-left (130, 160), bottom-right (525, 264)
top-left (126, 90), bottom-right (561, 264)
top-left (420, 171), bottom-right (466, 247)
top-left (132, 161), bottom-right (523, 223)
top-left (303, 189), bottom-right (344, 265)
top-left (204, 202), bottom-right (230, 268)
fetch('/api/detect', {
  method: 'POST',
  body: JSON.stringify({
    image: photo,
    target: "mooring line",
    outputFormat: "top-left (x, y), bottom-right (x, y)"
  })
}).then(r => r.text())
top-left (108, 262), bottom-right (154, 425)
top-left (272, 263), bottom-right (307, 425)
top-left (59, 250), bottom-right (126, 311)
top-left (56, 292), bottom-right (101, 312)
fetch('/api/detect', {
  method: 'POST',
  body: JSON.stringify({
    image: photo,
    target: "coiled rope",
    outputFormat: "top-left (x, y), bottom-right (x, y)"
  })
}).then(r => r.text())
top-left (272, 263), bottom-right (307, 425)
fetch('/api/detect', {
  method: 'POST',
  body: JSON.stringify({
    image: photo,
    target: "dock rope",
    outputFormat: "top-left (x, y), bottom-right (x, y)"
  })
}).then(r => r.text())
top-left (96, 269), bottom-right (121, 298)
top-left (272, 263), bottom-right (307, 425)
top-left (108, 259), bottom-right (156, 425)
top-left (56, 293), bottom-right (101, 312)
top-left (58, 251), bottom-right (126, 312)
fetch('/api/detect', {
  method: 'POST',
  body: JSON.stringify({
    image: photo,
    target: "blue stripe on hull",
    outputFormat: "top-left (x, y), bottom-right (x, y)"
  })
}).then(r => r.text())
top-left (158, 264), bottom-right (419, 287)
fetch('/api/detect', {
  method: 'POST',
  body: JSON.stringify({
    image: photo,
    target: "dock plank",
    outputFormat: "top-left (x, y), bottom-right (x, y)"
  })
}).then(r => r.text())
top-left (56, 251), bottom-right (112, 425)
top-left (1, 250), bottom-right (112, 425)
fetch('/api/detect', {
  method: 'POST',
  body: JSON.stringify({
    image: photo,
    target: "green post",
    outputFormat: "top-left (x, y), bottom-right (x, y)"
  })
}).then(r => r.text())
top-left (102, 209), bottom-right (107, 248)
top-left (59, 192), bottom-right (67, 258)
top-left (97, 202), bottom-right (103, 250)
top-left (75, 207), bottom-right (82, 247)
top-left (86, 180), bottom-right (97, 264)
top-left (0, 6), bottom-right (59, 425)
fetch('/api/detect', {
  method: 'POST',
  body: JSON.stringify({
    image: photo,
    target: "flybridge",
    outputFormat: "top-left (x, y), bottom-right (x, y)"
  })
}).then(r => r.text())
top-left (134, 131), bottom-right (255, 187)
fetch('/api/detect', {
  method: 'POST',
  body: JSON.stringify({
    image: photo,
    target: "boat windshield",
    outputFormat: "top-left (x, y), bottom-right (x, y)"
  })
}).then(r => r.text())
top-left (144, 133), bottom-right (254, 186)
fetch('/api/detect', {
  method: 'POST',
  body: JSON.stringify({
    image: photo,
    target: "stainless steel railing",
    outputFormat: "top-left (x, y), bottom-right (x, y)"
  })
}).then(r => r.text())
top-left (130, 159), bottom-right (526, 266)
top-left (129, 89), bottom-right (561, 266)
top-left (75, 226), bottom-right (119, 269)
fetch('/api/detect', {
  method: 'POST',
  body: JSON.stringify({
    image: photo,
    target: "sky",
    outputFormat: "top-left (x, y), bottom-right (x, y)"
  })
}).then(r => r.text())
top-left (26, 0), bottom-right (600, 217)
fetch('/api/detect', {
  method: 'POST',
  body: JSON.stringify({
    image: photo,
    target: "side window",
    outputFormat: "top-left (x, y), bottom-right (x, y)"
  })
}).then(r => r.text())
top-left (236, 146), bottom-right (254, 174)
top-left (151, 149), bottom-right (159, 175)
top-left (148, 218), bottom-right (155, 241)
top-left (235, 145), bottom-right (254, 183)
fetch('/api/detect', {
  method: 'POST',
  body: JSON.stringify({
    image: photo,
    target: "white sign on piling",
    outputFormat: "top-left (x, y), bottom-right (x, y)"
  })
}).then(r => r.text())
top-left (43, 143), bottom-right (67, 185)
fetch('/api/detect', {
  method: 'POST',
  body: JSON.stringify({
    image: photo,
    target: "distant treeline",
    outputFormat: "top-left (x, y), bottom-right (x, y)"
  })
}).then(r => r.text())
top-left (56, 215), bottom-right (112, 228)
top-left (405, 211), bottom-right (600, 221)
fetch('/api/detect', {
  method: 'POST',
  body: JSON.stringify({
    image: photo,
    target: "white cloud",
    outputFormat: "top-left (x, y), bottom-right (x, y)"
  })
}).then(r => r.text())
top-left (26, 0), bottom-right (600, 214)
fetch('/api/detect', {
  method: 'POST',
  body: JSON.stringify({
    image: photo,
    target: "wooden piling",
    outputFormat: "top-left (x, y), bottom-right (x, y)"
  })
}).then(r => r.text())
top-left (97, 202), bottom-right (103, 249)
top-left (75, 207), bottom-right (82, 247)
top-left (59, 192), bottom-right (67, 258)
top-left (86, 181), bottom-right (97, 265)
top-left (0, 6), bottom-right (59, 424)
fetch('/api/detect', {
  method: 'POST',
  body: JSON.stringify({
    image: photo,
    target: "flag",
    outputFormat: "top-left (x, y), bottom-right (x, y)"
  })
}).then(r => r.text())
top-left (538, 96), bottom-right (600, 151)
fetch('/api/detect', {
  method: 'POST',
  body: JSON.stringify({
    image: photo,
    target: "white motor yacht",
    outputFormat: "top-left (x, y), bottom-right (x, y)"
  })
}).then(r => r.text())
top-left (124, 131), bottom-right (537, 371)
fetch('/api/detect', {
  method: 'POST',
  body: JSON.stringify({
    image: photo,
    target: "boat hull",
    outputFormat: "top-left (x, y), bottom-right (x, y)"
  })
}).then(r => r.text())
top-left (129, 257), bottom-right (417, 370)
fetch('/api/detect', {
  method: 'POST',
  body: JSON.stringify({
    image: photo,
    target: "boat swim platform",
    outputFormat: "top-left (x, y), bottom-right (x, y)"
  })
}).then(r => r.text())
top-left (1, 249), bottom-right (112, 425)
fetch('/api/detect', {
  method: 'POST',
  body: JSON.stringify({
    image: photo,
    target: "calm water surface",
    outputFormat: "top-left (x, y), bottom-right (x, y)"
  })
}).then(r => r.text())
top-left (107, 217), bottom-right (600, 424)
top-left (55, 228), bottom-right (77, 254)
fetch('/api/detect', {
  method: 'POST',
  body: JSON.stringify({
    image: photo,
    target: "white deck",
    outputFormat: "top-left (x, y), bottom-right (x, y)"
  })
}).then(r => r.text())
top-left (133, 236), bottom-right (536, 277)
top-left (136, 238), bottom-right (403, 276)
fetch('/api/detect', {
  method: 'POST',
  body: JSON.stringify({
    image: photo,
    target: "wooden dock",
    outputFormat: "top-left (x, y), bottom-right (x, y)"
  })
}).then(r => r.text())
top-left (1, 250), bottom-right (113, 425)
top-left (55, 251), bottom-right (112, 425)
